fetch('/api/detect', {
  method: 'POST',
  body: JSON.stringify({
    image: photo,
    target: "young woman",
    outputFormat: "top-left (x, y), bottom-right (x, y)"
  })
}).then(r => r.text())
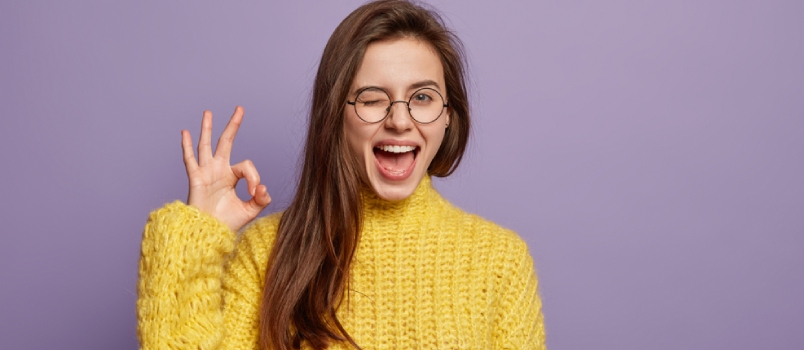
top-left (137, 1), bottom-right (545, 349)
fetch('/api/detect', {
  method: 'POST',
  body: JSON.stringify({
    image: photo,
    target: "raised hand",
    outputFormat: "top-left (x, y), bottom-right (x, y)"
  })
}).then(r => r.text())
top-left (181, 106), bottom-right (271, 232)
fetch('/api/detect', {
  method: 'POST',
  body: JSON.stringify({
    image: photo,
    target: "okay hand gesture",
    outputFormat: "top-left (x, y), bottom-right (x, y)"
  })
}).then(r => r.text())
top-left (181, 106), bottom-right (271, 232)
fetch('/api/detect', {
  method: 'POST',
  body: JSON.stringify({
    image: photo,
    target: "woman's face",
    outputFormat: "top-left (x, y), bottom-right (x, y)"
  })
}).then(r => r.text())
top-left (344, 37), bottom-right (450, 201)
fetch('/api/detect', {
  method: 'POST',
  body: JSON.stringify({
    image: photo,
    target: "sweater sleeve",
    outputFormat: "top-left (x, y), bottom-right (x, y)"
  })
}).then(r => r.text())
top-left (494, 236), bottom-right (546, 350)
top-left (136, 201), bottom-right (275, 350)
top-left (220, 211), bottom-right (278, 349)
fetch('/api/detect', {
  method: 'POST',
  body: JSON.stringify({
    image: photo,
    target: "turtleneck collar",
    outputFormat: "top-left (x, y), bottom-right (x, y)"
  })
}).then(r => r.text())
top-left (360, 176), bottom-right (439, 220)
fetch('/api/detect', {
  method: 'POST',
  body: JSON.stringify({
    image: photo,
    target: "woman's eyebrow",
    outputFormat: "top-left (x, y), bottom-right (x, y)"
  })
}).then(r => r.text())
top-left (352, 85), bottom-right (384, 94)
top-left (409, 80), bottom-right (440, 91)
top-left (352, 80), bottom-right (442, 95)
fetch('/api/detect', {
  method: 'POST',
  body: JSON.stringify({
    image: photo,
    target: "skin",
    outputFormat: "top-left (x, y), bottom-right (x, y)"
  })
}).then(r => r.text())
top-left (182, 38), bottom-right (449, 230)
top-left (181, 106), bottom-right (271, 232)
top-left (344, 37), bottom-right (450, 201)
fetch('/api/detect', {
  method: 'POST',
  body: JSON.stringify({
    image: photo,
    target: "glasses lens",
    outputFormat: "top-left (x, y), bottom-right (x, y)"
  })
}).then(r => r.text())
top-left (354, 89), bottom-right (390, 123)
top-left (409, 88), bottom-right (445, 123)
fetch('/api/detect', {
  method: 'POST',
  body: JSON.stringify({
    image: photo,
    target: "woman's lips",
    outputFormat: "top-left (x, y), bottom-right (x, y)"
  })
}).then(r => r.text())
top-left (373, 146), bottom-right (418, 181)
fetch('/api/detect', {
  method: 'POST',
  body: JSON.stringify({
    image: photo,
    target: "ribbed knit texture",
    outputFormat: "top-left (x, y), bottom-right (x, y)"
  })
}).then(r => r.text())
top-left (137, 177), bottom-right (545, 349)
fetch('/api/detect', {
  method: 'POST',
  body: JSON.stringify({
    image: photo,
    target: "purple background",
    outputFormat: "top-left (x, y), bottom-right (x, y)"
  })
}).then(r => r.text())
top-left (1, 1), bottom-right (802, 349)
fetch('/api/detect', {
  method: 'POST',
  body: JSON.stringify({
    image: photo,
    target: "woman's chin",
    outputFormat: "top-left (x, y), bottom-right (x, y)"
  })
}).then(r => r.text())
top-left (367, 173), bottom-right (420, 202)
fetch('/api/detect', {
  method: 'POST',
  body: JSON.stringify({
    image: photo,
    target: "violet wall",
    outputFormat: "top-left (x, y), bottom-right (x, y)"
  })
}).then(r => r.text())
top-left (1, 1), bottom-right (802, 349)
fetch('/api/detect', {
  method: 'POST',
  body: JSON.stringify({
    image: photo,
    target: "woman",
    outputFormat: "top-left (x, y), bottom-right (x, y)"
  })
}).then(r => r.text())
top-left (137, 1), bottom-right (545, 349)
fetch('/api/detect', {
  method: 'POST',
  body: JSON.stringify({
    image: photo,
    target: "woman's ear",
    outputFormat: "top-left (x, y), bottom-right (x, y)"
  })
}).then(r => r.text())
top-left (445, 107), bottom-right (451, 129)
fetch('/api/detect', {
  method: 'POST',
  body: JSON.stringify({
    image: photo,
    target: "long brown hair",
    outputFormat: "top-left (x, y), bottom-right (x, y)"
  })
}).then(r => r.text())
top-left (259, 1), bottom-right (470, 349)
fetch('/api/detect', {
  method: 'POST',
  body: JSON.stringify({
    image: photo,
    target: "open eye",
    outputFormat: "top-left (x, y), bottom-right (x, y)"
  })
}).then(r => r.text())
top-left (410, 91), bottom-right (437, 108)
top-left (413, 93), bottom-right (433, 102)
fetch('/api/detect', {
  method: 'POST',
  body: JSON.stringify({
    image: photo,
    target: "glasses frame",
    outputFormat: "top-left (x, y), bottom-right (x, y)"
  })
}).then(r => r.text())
top-left (347, 87), bottom-right (449, 124)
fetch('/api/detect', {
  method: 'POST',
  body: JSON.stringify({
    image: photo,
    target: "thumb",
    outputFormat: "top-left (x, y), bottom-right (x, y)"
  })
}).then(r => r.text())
top-left (245, 184), bottom-right (271, 214)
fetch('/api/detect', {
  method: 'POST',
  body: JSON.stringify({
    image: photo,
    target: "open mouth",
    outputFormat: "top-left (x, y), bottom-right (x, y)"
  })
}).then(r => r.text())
top-left (373, 145), bottom-right (419, 177)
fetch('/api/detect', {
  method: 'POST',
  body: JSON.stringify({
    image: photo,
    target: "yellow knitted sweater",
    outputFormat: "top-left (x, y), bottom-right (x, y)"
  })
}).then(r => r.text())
top-left (137, 177), bottom-right (545, 349)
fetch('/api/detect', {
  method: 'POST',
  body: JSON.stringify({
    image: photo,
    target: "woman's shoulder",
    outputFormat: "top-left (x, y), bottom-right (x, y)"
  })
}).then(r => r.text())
top-left (235, 211), bottom-right (284, 253)
top-left (435, 203), bottom-right (537, 296)
top-left (244, 211), bottom-right (283, 233)
top-left (439, 202), bottom-right (530, 258)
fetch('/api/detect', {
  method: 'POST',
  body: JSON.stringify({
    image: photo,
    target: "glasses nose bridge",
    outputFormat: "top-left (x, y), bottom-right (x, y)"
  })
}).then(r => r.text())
top-left (385, 99), bottom-right (414, 121)
top-left (387, 99), bottom-right (411, 113)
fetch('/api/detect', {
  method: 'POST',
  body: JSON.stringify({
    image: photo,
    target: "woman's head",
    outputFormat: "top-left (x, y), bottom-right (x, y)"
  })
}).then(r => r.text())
top-left (262, 2), bottom-right (470, 349)
top-left (310, 0), bottom-right (470, 200)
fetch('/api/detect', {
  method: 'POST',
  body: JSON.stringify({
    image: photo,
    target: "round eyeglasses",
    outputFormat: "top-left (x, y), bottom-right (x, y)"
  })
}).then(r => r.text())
top-left (347, 87), bottom-right (449, 124)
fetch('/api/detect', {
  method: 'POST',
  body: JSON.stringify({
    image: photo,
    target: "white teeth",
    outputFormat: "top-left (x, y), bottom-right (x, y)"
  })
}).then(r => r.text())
top-left (377, 145), bottom-right (416, 153)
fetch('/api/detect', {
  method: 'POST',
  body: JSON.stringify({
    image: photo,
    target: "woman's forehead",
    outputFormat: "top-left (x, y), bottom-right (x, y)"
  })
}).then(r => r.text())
top-left (351, 38), bottom-right (445, 94)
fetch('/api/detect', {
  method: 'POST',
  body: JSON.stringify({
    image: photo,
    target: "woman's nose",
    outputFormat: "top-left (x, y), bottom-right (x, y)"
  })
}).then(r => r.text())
top-left (385, 101), bottom-right (414, 130)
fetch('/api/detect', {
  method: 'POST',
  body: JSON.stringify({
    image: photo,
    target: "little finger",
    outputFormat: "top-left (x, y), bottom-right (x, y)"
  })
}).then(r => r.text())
top-left (181, 130), bottom-right (198, 173)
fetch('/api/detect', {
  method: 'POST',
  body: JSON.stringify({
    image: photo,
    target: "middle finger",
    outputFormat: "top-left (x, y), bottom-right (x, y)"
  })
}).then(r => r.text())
top-left (215, 106), bottom-right (244, 160)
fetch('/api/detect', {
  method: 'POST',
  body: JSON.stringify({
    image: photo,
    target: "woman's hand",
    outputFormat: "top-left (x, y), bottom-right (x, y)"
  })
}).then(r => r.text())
top-left (181, 106), bottom-right (271, 232)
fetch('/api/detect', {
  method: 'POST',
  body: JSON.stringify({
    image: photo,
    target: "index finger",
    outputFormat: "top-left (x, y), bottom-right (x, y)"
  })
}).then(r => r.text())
top-left (214, 106), bottom-right (244, 159)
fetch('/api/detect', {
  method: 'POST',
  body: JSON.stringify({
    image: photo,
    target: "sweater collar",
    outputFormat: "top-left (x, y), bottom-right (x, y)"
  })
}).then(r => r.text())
top-left (360, 176), bottom-right (438, 220)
